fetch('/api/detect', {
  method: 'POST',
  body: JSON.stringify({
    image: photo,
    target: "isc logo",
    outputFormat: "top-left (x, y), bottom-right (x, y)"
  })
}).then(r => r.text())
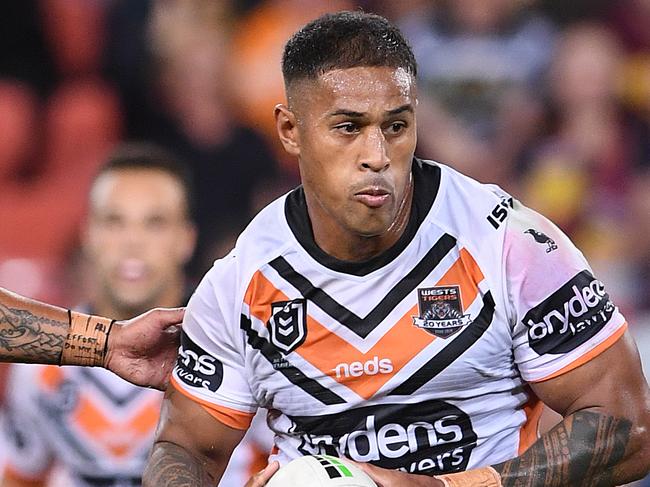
top-left (333, 356), bottom-right (393, 378)
top-left (486, 196), bottom-right (514, 229)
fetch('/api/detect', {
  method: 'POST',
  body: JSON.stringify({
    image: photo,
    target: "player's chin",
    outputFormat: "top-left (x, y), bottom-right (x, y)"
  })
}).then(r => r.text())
top-left (352, 214), bottom-right (395, 238)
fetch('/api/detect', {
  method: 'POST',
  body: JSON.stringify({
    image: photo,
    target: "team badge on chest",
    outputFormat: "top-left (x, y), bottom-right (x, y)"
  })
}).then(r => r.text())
top-left (267, 298), bottom-right (308, 353)
top-left (413, 286), bottom-right (471, 338)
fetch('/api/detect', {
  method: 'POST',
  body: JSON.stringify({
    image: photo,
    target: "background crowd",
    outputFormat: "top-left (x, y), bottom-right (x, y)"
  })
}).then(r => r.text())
top-left (0, 0), bottom-right (649, 483)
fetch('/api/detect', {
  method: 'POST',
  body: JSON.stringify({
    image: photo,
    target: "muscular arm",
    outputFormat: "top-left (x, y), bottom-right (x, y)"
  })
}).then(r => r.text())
top-left (143, 386), bottom-right (246, 486)
top-left (361, 332), bottom-right (650, 487)
top-left (0, 287), bottom-right (69, 364)
top-left (492, 332), bottom-right (650, 486)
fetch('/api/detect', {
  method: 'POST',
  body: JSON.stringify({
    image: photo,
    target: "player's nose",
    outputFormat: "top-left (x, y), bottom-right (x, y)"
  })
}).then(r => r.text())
top-left (358, 127), bottom-right (389, 172)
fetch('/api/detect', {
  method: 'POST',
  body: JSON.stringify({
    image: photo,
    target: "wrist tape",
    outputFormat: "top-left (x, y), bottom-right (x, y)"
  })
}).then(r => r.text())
top-left (437, 467), bottom-right (502, 487)
top-left (61, 311), bottom-right (114, 367)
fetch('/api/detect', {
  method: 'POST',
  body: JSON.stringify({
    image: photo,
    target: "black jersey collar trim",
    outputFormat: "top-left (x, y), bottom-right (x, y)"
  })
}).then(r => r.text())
top-left (284, 158), bottom-right (441, 276)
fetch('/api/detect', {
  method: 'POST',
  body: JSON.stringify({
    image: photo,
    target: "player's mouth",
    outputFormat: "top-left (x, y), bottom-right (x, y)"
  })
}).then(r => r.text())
top-left (116, 258), bottom-right (149, 282)
top-left (354, 186), bottom-right (391, 208)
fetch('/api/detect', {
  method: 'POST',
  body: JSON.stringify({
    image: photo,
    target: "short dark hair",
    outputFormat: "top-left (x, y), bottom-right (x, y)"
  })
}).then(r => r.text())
top-left (94, 142), bottom-right (195, 219)
top-left (282, 11), bottom-right (417, 88)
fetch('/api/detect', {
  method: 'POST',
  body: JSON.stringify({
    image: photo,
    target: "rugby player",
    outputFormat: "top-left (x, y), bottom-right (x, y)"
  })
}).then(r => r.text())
top-left (1, 144), bottom-right (272, 487)
top-left (144, 11), bottom-right (650, 487)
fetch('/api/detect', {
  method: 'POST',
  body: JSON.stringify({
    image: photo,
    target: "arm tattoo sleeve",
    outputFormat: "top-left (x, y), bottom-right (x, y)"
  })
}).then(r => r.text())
top-left (493, 410), bottom-right (632, 487)
top-left (144, 442), bottom-right (216, 487)
top-left (0, 301), bottom-right (68, 364)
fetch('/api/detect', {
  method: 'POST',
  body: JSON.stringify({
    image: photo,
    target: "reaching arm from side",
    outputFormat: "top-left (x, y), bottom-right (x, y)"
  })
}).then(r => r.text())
top-left (0, 287), bottom-right (70, 364)
top-left (0, 287), bottom-right (183, 389)
top-left (143, 386), bottom-right (246, 486)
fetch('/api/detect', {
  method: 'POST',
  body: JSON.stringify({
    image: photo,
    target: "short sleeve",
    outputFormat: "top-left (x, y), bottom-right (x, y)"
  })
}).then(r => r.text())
top-left (1, 365), bottom-right (54, 481)
top-left (171, 254), bottom-right (257, 430)
top-left (505, 201), bottom-right (627, 382)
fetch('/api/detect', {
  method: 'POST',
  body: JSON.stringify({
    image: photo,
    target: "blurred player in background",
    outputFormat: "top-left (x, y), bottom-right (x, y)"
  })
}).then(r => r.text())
top-left (0, 144), bottom-right (271, 487)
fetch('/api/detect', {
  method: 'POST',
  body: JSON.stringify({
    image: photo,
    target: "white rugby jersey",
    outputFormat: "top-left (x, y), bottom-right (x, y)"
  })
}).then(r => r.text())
top-left (1, 365), bottom-right (268, 487)
top-left (172, 159), bottom-right (627, 475)
top-left (2, 365), bottom-right (162, 486)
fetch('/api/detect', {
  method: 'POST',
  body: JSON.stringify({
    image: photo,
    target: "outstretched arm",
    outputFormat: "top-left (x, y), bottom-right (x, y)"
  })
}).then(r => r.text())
top-left (0, 287), bottom-right (72, 364)
top-left (359, 332), bottom-right (650, 487)
top-left (0, 287), bottom-right (183, 389)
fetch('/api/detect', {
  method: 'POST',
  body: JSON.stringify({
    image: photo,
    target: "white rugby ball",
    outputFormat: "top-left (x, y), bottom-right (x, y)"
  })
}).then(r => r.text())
top-left (266, 455), bottom-right (377, 487)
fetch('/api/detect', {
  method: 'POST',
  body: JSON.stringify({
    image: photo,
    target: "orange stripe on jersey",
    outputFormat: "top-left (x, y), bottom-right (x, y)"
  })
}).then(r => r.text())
top-left (73, 395), bottom-right (112, 437)
top-left (247, 441), bottom-right (271, 479)
top-left (244, 252), bottom-right (485, 399)
top-left (245, 270), bottom-right (435, 399)
top-left (436, 248), bottom-right (484, 307)
top-left (244, 270), bottom-right (288, 322)
top-left (72, 392), bottom-right (161, 458)
top-left (129, 400), bottom-right (161, 435)
top-left (171, 376), bottom-right (254, 430)
top-left (38, 366), bottom-right (64, 391)
top-left (518, 392), bottom-right (543, 454)
top-left (299, 303), bottom-right (433, 399)
top-left (533, 322), bottom-right (628, 383)
top-left (3, 464), bottom-right (48, 486)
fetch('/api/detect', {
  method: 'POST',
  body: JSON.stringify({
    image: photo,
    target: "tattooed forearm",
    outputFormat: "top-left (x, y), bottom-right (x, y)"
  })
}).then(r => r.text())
top-left (144, 442), bottom-right (216, 487)
top-left (493, 410), bottom-right (632, 487)
top-left (0, 288), bottom-right (69, 363)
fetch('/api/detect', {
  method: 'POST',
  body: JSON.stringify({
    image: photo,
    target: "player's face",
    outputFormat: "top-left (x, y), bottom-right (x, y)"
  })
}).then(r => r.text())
top-left (84, 169), bottom-right (195, 314)
top-left (279, 66), bottom-right (417, 254)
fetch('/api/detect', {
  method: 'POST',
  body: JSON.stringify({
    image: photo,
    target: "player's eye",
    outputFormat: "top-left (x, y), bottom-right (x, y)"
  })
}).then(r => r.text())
top-left (385, 121), bottom-right (407, 135)
top-left (334, 122), bottom-right (360, 134)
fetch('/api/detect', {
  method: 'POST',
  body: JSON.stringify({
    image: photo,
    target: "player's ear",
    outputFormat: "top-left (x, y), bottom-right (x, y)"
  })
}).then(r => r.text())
top-left (274, 104), bottom-right (300, 157)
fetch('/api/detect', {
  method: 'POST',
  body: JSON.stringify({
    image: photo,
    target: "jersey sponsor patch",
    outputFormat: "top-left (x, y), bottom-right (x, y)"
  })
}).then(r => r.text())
top-left (413, 286), bottom-right (471, 338)
top-left (267, 299), bottom-right (307, 354)
top-left (290, 399), bottom-right (477, 474)
top-left (522, 271), bottom-right (615, 355)
top-left (175, 331), bottom-right (224, 392)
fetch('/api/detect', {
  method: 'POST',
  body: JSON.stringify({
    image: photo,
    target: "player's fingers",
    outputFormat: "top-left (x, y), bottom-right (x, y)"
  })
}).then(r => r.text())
top-left (150, 307), bottom-right (185, 328)
top-left (245, 462), bottom-right (280, 487)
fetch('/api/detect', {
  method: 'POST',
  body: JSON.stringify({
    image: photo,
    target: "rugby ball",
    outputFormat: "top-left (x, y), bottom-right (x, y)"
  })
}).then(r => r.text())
top-left (266, 455), bottom-right (377, 487)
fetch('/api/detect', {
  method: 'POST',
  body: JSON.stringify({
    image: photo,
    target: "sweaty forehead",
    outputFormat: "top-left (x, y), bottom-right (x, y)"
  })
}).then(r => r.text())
top-left (290, 66), bottom-right (416, 114)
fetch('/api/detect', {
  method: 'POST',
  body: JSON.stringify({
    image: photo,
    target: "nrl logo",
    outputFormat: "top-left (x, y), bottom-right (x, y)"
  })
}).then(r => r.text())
top-left (412, 286), bottom-right (471, 338)
top-left (267, 298), bottom-right (307, 354)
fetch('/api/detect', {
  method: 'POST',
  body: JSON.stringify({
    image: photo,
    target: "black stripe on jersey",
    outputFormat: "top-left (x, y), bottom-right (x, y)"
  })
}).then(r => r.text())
top-left (38, 400), bottom-right (97, 462)
top-left (241, 315), bottom-right (346, 405)
top-left (268, 233), bottom-right (457, 339)
top-left (79, 369), bottom-right (144, 406)
top-left (389, 291), bottom-right (496, 396)
top-left (285, 158), bottom-right (441, 276)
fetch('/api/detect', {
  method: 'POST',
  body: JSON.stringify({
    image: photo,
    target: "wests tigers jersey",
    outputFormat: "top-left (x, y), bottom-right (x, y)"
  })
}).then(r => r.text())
top-left (2, 365), bottom-right (161, 486)
top-left (172, 159), bottom-right (627, 475)
top-left (1, 366), bottom-right (269, 486)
